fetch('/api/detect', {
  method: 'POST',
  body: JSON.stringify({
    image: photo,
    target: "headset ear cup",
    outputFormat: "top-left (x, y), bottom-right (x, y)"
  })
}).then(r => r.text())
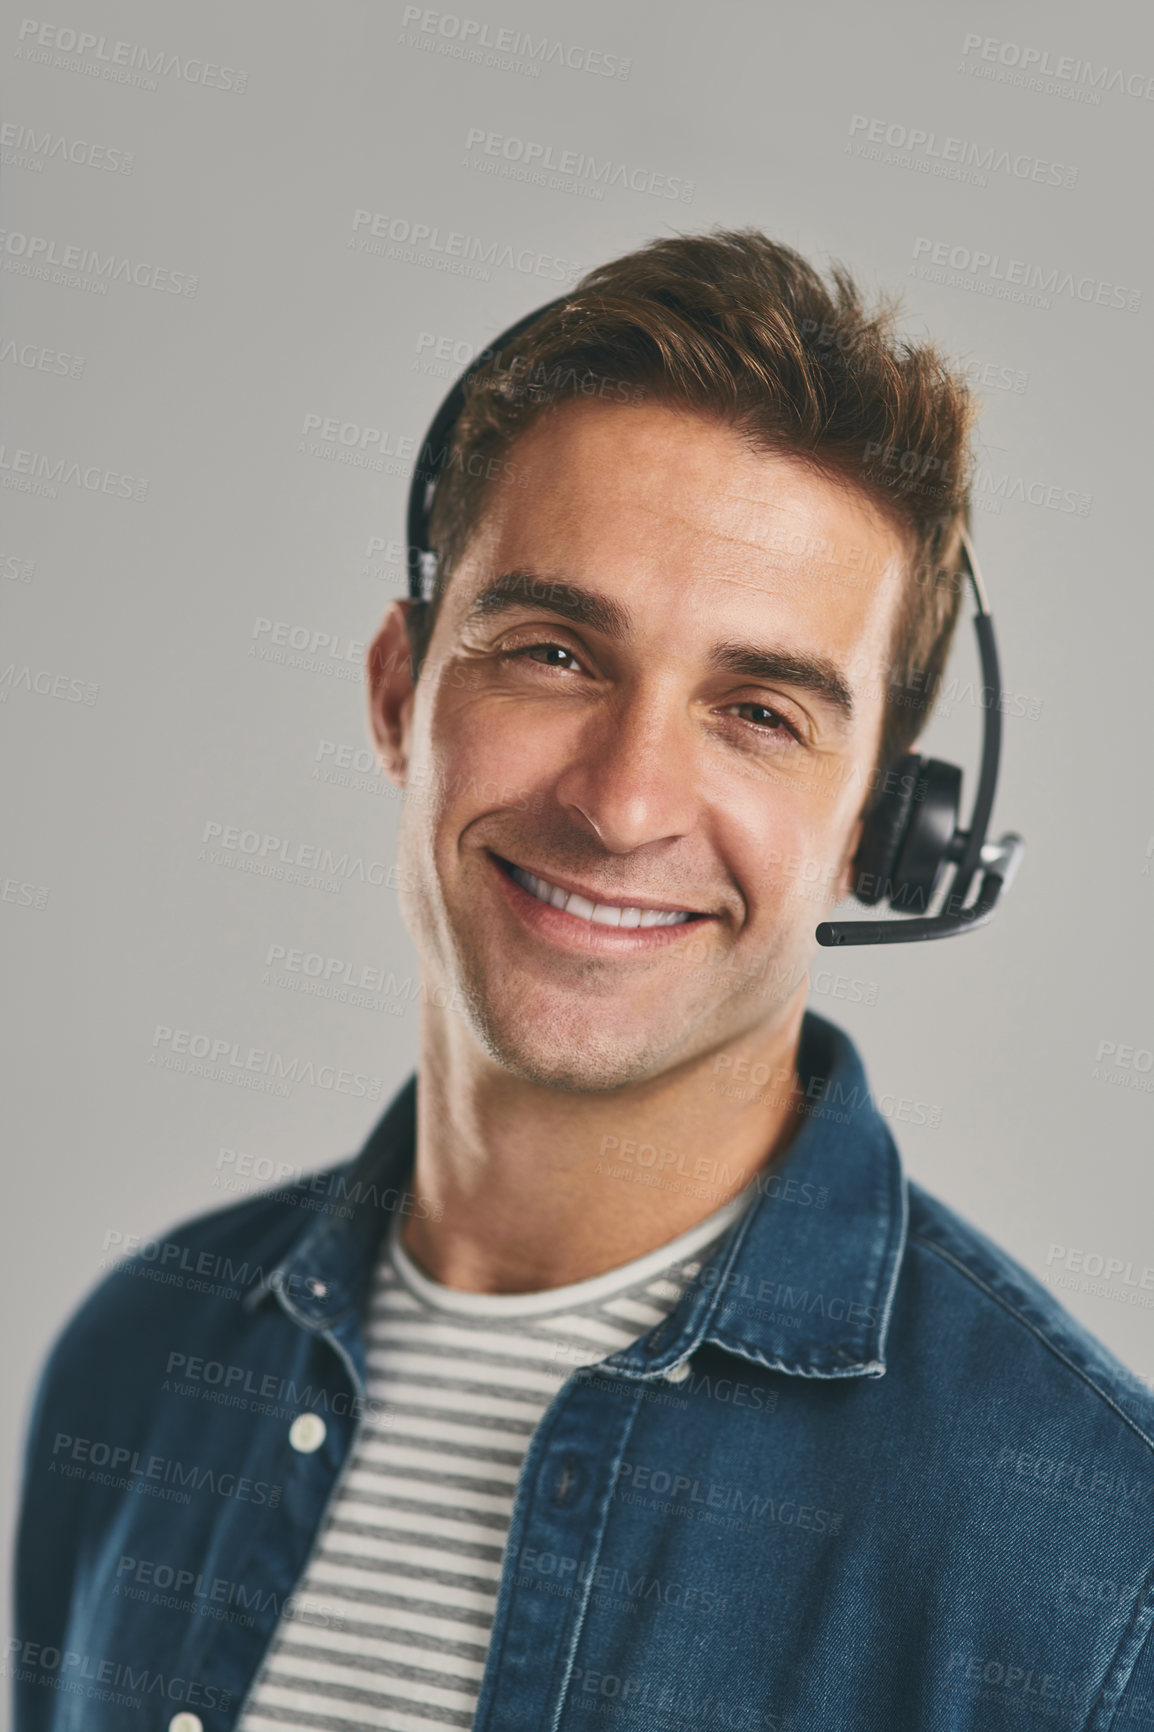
top-left (890, 759), bottom-right (962, 914)
top-left (852, 755), bottom-right (923, 906)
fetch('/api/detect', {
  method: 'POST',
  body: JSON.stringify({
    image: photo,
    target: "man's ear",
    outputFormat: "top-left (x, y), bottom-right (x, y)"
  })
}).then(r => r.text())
top-left (834, 813), bottom-right (865, 905)
top-left (366, 600), bottom-right (420, 787)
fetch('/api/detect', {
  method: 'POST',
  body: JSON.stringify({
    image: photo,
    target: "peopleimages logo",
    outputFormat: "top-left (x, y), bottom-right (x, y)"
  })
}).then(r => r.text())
top-left (910, 238), bottom-right (1140, 313)
top-left (399, 7), bottom-right (631, 79)
top-left (0, 662), bottom-right (98, 704)
top-left (0, 120), bottom-right (134, 173)
top-left (972, 466), bottom-right (1091, 518)
top-left (198, 819), bottom-right (392, 894)
top-left (113, 1553), bottom-right (346, 1631)
top-left (149, 1023), bottom-right (383, 1100)
top-left (462, 129), bottom-right (695, 202)
top-left (2, 1640), bottom-right (232, 1715)
top-left (349, 209), bottom-right (583, 284)
top-left (960, 33), bottom-right (1154, 102)
top-left (847, 116), bottom-right (1077, 189)
top-left (0, 444), bottom-right (147, 501)
top-left (15, 18), bottom-right (248, 92)
top-left (0, 337), bottom-right (85, 377)
top-left (48, 1432), bottom-right (280, 1510)
top-left (0, 229), bottom-right (197, 295)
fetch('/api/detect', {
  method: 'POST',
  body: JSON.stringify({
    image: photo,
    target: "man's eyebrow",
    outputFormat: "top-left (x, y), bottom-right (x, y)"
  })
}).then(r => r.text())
top-left (466, 570), bottom-right (855, 725)
top-left (707, 643), bottom-right (855, 725)
top-left (466, 570), bottom-right (632, 639)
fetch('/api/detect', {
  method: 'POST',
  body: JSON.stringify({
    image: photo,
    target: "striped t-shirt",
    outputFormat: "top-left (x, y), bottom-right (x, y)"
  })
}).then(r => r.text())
top-left (237, 1186), bottom-right (753, 1731)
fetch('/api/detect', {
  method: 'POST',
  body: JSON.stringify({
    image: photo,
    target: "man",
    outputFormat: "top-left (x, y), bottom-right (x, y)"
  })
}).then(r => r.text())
top-left (14, 230), bottom-right (1154, 1730)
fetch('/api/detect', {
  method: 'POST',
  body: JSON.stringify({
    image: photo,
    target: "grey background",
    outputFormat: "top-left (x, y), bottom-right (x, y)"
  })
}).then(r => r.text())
top-left (3, 0), bottom-right (1152, 1660)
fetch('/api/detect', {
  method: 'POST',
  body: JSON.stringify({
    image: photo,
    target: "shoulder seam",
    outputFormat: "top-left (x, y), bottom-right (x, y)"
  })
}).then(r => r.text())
top-left (909, 1231), bottom-right (1154, 1459)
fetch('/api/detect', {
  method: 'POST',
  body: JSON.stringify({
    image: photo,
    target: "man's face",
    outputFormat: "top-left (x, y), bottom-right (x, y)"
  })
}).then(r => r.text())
top-left (370, 400), bottom-right (908, 1092)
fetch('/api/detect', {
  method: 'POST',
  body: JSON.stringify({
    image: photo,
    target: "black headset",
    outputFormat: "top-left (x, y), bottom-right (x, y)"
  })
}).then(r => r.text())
top-left (404, 299), bottom-right (1024, 950)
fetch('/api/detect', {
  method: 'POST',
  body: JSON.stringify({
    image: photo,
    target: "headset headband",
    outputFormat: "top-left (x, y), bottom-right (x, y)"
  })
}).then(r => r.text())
top-left (406, 296), bottom-right (569, 606)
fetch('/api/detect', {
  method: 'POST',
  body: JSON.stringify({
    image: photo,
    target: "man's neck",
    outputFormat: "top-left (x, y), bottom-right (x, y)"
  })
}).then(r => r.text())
top-left (400, 996), bottom-right (807, 1294)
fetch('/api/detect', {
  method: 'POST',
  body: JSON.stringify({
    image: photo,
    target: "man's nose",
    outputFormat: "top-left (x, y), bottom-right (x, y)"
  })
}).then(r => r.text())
top-left (552, 690), bottom-right (702, 853)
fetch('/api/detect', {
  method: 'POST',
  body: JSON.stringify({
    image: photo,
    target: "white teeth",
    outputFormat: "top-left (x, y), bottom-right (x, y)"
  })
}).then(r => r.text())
top-left (508, 864), bottom-right (693, 928)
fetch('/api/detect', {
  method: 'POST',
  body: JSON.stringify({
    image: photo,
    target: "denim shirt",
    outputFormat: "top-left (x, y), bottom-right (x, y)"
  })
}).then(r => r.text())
top-left (14, 1012), bottom-right (1154, 1731)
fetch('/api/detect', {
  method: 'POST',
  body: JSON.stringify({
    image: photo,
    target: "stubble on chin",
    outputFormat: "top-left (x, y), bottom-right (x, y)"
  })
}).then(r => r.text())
top-left (444, 932), bottom-right (674, 1093)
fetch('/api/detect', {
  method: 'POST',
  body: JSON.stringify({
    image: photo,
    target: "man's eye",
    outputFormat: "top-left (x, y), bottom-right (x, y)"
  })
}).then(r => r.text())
top-left (507, 642), bottom-right (582, 670)
top-left (725, 702), bottom-right (800, 742)
top-left (499, 654), bottom-right (800, 743)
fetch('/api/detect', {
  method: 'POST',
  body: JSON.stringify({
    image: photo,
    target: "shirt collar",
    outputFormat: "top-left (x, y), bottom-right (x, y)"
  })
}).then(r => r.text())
top-left (607, 1012), bottom-right (908, 1381)
top-left (255, 1011), bottom-right (907, 1382)
top-left (247, 1074), bottom-right (418, 1335)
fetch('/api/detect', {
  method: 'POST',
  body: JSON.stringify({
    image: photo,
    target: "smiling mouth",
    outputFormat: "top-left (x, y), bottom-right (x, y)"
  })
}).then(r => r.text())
top-left (495, 856), bottom-right (708, 929)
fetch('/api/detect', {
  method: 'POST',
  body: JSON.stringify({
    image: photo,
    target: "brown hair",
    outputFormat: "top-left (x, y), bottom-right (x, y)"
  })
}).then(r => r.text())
top-left (413, 226), bottom-right (978, 777)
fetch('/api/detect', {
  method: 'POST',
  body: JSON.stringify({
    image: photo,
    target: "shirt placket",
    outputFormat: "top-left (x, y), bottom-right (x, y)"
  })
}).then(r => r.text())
top-left (223, 1268), bottom-right (370, 1729)
top-left (471, 1370), bottom-right (648, 1732)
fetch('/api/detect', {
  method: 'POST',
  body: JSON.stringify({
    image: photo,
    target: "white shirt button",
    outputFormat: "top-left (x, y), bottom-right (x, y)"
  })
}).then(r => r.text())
top-left (289, 1412), bottom-right (327, 1453)
top-left (665, 1359), bottom-right (692, 1383)
top-left (169, 1715), bottom-right (203, 1732)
